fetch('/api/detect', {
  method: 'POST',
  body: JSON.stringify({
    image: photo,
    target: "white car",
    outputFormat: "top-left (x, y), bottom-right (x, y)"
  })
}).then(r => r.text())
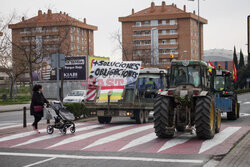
top-left (63, 90), bottom-right (87, 103)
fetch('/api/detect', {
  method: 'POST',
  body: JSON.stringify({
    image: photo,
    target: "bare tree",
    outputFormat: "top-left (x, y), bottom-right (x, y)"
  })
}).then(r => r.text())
top-left (0, 13), bottom-right (27, 99)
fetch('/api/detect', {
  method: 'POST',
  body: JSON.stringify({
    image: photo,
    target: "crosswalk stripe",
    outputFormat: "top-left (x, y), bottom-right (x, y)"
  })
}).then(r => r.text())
top-left (119, 132), bottom-right (156, 151)
top-left (11, 124), bottom-right (104, 148)
top-left (199, 127), bottom-right (241, 153)
top-left (0, 124), bottom-right (31, 130)
top-left (47, 124), bottom-right (133, 149)
top-left (157, 134), bottom-right (192, 153)
top-left (82, 125), bottom-right (153, 150)
top-left (0, 129), bottom-right (46, 143)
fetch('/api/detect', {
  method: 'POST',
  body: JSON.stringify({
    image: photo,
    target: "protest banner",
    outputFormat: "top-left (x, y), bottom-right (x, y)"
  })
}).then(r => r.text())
top-left (89, 60), bottom-right (141, 102)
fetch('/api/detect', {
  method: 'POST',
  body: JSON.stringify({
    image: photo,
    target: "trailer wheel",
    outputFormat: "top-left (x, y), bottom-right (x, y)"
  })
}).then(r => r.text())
top-left (135, 110), bottom-right (144, 124)
top-left (153, 96), bottom-right (174, 138)
top-left (143, 110), bottom-right (149, 123)
top-left (227, 101), bottom-right (237, 120)
top-left (195, 96), bottom-right (216, 139)
top-left (98, 116), bottom-right (112, 124)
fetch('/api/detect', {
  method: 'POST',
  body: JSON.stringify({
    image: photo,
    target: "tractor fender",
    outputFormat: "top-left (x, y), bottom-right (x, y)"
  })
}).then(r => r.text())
top-left (198, 91), bottom-right (208, 96)
top-left (160, 90), bottom-right (168, 96)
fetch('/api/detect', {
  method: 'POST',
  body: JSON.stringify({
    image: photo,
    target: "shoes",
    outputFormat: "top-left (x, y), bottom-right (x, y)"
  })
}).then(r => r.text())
top-left (35, 129), bottom-right (40, 134)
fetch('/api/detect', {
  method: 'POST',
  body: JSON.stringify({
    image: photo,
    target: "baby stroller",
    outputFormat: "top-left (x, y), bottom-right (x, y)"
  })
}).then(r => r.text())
top-left (46, 101), bottom-right (76, 134)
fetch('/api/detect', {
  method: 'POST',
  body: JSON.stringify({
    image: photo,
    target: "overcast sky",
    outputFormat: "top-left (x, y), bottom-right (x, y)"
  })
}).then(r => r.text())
top-left (1, 0), bottom-right (249, 61)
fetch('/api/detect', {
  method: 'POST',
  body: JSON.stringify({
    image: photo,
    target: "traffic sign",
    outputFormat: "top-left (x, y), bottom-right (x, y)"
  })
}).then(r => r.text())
top-left (51, 53), bottom-right (65, 68)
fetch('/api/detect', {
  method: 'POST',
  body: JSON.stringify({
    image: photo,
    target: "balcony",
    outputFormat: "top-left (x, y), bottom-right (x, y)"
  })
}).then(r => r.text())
top-left (132, 24), bottom-right (178, 31)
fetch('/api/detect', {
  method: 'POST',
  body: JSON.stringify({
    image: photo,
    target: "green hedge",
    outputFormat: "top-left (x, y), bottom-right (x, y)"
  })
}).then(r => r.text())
top-left (235, 88), bottom-right (250, 94)
top-left (64, 103), bottom-right (91, 119)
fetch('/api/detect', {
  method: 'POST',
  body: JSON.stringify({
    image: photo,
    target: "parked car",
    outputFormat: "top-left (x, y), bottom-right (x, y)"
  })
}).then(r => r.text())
top-left (63, 90), bottom-right (86, 103)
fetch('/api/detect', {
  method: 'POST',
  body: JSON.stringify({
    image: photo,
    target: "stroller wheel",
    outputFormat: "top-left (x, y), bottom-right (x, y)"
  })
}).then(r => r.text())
top-left (47, 125), bottom-right (54, 134)
top-left (70, 126), bottom-right (76, 133)
top-left (60, 127), bottom-right (67, 134)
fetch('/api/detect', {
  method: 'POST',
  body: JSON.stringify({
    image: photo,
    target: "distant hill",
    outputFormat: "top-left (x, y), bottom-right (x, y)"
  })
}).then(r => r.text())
top-left (204, 49), bottom-right (236, 62)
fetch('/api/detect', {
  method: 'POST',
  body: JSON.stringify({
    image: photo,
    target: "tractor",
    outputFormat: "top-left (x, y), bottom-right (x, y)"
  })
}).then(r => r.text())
top-left (213, 69), bottom-right (240, 120)
top-left (153, 60), bottom-right (221, 139)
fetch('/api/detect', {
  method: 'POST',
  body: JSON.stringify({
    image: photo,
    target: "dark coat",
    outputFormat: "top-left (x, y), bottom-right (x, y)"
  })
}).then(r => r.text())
top-left (30, 91), bottom-right (48, 117)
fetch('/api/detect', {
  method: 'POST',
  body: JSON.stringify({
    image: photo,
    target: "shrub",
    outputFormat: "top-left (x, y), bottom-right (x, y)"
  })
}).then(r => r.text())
top-left (64, 103), bottom-right (86, 119)
top-left (235, 88), bottom-right (250, 94)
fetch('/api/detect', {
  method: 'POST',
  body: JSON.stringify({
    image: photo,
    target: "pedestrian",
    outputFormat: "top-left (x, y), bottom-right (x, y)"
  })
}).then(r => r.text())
top-left (30, 84), bottom-right (49, 134)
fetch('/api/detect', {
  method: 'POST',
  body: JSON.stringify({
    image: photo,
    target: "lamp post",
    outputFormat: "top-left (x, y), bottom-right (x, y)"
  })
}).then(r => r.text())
top-left (189, 0), bottom-right (201, 61)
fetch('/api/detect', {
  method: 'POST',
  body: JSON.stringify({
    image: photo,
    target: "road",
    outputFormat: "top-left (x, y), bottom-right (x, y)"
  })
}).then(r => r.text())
top-left (0, 93), bottom-right (249, 167)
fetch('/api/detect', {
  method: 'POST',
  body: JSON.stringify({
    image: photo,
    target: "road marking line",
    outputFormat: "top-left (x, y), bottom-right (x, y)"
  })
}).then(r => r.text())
top-left (242, 102), bottom-right (250, 105)
top-left (11, 124), bottom-right (104, 148)
top-left (0, 123), bottom-right (31, 130)
top-left (199, 127), bottom-right (241, 153)
top-left (157, 134), bottom-right (192, 153)
top-left (0, 129), bottom-right (46, 143)
top-left (82, 125), bottom-right (153, 150)
top-left (47, 124), bottom-right (133, 149)
top-left (23, 157), bottom-right (56, 167)
top-left (0, 152), bottom-right (204, 164)
top-left (119, 132), bottom-right (156, 151)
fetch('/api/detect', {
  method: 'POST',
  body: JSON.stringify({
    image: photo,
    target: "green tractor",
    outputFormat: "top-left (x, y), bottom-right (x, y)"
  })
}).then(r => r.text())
top-left (153, 60), bottom-right (221, 139)
top-left (213, 69), bottom-right (240, 120)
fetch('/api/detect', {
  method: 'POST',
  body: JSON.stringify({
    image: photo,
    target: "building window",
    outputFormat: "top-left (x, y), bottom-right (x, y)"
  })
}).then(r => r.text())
top-left (170, 39), bottom-right (176, 44)
top-left (71, 36), bottom-right (73, 42)
top-left (161, 30), bottom-right (167, 35)
top-left (162, 59), bottom-right (167, 64)
top-left (170, 29), bottom-right (176, 34)
top-left (135, 41), bottom-right (141, 46)
top-left (151, 20), bottom-right (158, 26)
top-left (135, 31), bottom-right (141, 36)
top-left (170, 50), bottom-right (176, 54)
top-left (169, 19), bottom-right (177, 25)
top-left (136, 22), bottom-right (141, 27)
top-left (214, 62), bottom-right (218, 67)
top-left (52, 27), bottom-right (58, 32)
top-left (162, 20), bottom-right (166, 25)
top-left (145, 31), bottom-right (150, 35)
top-left (161, 50), bottom-right (167, 54)
top-left (162, 40), bottom-right (167, 44)
top-left (136, 50), bottom-right (141, 56)
top-left (144, 21), bottom-right (150, 25)
top-left (145, 40), bottom-right (150, 45)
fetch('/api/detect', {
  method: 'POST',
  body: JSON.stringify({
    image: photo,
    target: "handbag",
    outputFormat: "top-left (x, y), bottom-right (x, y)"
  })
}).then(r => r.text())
top-left (34, 105), bottom-right (43, 112)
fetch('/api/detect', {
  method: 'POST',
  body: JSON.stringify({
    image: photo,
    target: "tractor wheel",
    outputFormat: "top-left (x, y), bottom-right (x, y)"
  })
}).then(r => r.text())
top-left (143, 110), bottom-right (149, 123)
top-left (227, 101), bottom-right (237, 120)
top-left (153, 96), bottom-right (174, 138)
top-left (135, 110), bottom-right (144, 124)
top-left (195, 96), bottom-right (216, 139)
top-left (215, 109), bottom-right (221, 133)
top-left (105, 117), bottom-right (112, 124)
top-left (237, 103), bottom-right (240, 118)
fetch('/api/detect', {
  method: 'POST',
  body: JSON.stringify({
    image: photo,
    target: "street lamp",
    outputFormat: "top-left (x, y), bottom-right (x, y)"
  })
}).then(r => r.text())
top-left (189, 0), bottom-right (201, 61)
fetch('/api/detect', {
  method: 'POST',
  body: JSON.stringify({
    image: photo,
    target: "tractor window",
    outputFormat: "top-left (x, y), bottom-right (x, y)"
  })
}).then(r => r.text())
top-left (170, 66), bottom-right (201, 87)
top-left (225, 75), bottom-right (233, 90)
top-left (214, 76), bottom-right (225, 91)
top-left (137, 74), bottom-right (163, 90)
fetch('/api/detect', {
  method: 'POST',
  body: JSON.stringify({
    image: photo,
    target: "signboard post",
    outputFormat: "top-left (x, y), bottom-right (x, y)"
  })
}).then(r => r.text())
top-left (51, 53), bottom-right (65, 100)
top-left (248, 15), bottom-right (250, 55)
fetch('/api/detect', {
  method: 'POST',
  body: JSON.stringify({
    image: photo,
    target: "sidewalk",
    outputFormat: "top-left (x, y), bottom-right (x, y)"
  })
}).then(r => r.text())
top-left (0, 104), bottom-right (30, 113)
top-left (216, 131), bottom-right (250, 167)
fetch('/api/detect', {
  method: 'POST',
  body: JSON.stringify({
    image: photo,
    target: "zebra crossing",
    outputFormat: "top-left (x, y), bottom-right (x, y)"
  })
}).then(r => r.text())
top-left (0, 121), bottom-right (248, 155)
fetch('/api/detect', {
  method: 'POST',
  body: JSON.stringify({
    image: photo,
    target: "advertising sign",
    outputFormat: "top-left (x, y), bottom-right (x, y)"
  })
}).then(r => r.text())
top-left (62, 56), bottom-right (87, 80)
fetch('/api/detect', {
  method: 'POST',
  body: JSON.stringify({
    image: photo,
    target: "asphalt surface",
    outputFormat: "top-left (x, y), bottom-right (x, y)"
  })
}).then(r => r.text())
top-left (0, 93), bottom-right (249, 167)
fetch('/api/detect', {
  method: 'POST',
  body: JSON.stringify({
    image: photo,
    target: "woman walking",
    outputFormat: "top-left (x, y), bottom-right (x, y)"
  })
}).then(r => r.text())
top-left (30, 84), bottom-right (49, 134)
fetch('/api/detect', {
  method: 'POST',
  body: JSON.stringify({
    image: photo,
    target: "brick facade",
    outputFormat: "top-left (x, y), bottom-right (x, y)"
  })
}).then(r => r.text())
top-left (119, 1), bottom-right (207, 68)
top-left (8, 10), bottom-right (97, 81)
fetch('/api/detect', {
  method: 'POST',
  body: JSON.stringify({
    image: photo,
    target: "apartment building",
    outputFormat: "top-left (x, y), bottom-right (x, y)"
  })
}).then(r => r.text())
top-left (8, 9), bottom-right (97, 80)
top-left (119, 1), bottom-right (207, 68)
